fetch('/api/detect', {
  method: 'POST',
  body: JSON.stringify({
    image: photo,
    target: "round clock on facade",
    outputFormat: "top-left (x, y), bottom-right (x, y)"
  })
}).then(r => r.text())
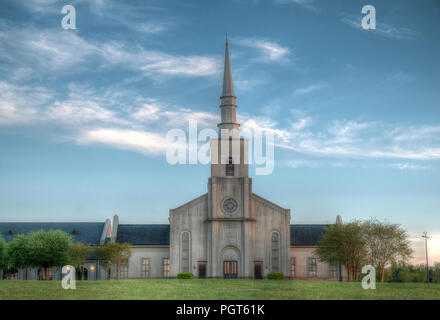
top-left (223, 198), bottom-right (238, 213)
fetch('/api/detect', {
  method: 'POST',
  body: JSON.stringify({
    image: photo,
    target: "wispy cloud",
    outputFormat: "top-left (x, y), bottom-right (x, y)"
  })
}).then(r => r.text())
top-left (273, 0), bottom-right (318, 11)
top-left (234, 37), bottom-right (291, 63)
top-left (389, 163), bottom-right (428, 170)
top-left (341, 15), bottom-right (415, 39)
top-left (276, 118), bottom-right (440, 161)
top-left (0, 23), bottom-right (221, 79)
top-left (294, 84), bottom-right (327, 96)
top-left (76, 128), bottom-right (168, 155)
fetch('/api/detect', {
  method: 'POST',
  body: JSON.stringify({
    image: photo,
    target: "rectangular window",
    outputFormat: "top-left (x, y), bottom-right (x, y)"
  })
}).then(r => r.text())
top-left (226, 156), bottom-right (234, 176)
top-left (120, 263), bottom-right (128, 279)
top-left (290, 257), bottom-right (296, 278)
top-left (163, 258), bottom-right (170, 278)
top-left (307, 258), bottom-right (317, 278)
top-left (141, 258), bottom-right (150, 278)
top-left (328, 263), bottom-right (338, 278)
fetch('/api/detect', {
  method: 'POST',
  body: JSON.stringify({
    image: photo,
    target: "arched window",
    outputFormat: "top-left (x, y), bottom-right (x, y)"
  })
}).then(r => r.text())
top-left (271, 232), bottom-right (280, 272)
top-left (181, 231), bottom-right (190, 272)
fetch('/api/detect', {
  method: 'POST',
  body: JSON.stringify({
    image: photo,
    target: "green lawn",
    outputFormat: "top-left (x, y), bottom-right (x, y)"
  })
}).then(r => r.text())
top-left (0, 279), bottom-right (439, 300)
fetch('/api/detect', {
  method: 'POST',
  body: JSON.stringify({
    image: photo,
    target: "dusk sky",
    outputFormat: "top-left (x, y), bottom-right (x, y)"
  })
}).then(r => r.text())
top-left (0, 0), bottom-right (439, 264)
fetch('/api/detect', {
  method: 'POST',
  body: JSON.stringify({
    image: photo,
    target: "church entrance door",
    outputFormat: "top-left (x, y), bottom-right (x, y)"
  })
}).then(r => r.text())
top-left (254, 262), bottom-right (263, 279)
top-left (198, 262), bottom-right (206, 278)
top-left (223, 261), bottom-right (238, 279)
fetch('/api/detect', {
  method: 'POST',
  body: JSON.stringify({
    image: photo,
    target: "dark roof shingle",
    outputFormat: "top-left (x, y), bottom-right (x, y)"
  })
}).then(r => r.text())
top-left (290, 224), bottom-right (330, 246)
top-left (116, 224), bottom-right (170, 245)
top-left (0, 222), bottom-right (104, 245)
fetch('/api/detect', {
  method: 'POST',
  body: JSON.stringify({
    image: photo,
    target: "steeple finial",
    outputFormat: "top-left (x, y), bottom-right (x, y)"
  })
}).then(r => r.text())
top-left (222, 32), bottom-right (234, 97)
top-left (218, 34), bottom-right (239, 135)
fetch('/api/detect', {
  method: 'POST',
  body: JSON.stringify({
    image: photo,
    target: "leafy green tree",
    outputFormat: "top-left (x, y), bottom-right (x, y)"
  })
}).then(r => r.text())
top-left (68, 242), bottom-right (90, 280)
top-left (8, 234), bottom-right (32, 270)
top-left (363, 219), bottom-right (413, 282)
top-left (27, 230), bottom-right (72, 280)
top-left (0, 235), bottom-right (8, 271)
top-left (95, 242), bottom-right (131, 280)
top-left (315, 221), bottom-right (367, 281)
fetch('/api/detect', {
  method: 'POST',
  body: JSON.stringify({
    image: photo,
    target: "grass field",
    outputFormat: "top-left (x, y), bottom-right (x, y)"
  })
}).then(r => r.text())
top-left (0, 279), bottom-right (439, 300)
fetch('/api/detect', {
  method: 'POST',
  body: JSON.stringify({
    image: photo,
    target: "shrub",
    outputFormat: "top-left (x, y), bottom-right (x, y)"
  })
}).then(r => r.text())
top-left (268, 271), bottom-right (284, 280)
top-left (177, 272), bottom-right (194, 279)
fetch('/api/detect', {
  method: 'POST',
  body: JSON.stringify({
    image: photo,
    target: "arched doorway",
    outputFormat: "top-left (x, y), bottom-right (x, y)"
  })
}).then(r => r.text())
top-left (221, 246), bottom-right (240, 279)
top-left (76, 267), bottom-right (88, 280)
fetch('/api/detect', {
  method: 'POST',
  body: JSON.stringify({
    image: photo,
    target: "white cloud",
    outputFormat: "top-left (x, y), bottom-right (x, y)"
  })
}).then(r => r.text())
top-left (0, 24), bottom-right (221, 79)
top-left (273, 0), bottom-right (317, 11)
top-left (341, 15), bottom-right (415, 39)
top-left (293, 84), bottom-right (327, 96)
top-left (277, 118), bottom-right (440, 161)
top-left (0, 82), bottom-right (52, 124)
top-left (77, 128), bottom-right (168, 155)
top-left (389, 163), bottom-right (428, 170)
top-left (235, 38), bottom-right (290, 62)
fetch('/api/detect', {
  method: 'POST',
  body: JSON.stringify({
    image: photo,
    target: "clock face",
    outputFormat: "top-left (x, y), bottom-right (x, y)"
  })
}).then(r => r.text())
top-left (223, 198), bottom-right (238, 214)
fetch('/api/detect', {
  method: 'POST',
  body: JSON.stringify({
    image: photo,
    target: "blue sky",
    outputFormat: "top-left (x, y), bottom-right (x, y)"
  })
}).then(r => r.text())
top-left (0, 0), bottom-right (439, 264)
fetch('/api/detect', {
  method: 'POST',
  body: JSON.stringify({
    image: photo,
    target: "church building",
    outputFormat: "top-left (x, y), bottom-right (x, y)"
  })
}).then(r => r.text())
top-left (0, 39), bottom-right (345, 281)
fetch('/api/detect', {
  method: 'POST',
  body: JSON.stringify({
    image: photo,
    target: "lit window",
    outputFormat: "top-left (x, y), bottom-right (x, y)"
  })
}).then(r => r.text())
top-left (163, 258), bottom-right (170, 278)
top-left (307, 258), bottom-right (317, 277)
top-left (141, 258), bottom-right (150, 278)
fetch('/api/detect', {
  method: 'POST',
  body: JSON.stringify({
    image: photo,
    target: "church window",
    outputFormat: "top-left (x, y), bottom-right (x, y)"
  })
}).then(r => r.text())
top-left (119, 263), bottom-right (128, 279)
top-left (141, 258), bottom-right (150, 278)
top-left (226, 156), bottom-right (234, 176)
top-left (290, 257), bottom-right (296, 278)
top-left (307, 258), bottom-right (317, 277)
top-left (271, 232), bottom-right (280, 272)
top-left (163, 258), bottom-right (170, 278)
top-left (181, 232), bottom-right (190, 272)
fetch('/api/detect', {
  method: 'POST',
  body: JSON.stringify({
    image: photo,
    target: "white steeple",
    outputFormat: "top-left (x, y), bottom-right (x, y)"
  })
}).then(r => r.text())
top-left (218, 33), bottom-right (240, 137)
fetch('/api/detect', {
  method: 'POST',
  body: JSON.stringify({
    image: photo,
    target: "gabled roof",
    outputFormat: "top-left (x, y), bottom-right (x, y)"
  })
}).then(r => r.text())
top-left (116, 224), bottom-right (170, 245)
top-left (0, 222), bottom-right (105, 245)
top-left (290, 224), bottom-right (331, 246)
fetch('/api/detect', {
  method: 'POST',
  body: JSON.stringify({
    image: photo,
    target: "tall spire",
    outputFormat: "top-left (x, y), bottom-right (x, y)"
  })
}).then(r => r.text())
top-left (222, 33), bottom-right (234, 97)
top-left (218, 33), bottom-right (240, 136)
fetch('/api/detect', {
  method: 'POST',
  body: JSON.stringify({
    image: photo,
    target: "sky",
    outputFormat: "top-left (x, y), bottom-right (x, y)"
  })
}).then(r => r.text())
top-left (0, 0), bottom-right (439, 265)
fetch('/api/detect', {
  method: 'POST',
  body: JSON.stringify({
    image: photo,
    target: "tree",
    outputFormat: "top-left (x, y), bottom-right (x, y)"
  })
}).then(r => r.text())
top-left (27, 230), bottom-right (72, 280)
top-left (68, 242), bottom-right (90, 280)
top-left (363, 219), bottom-right (413, 282)
top-left (94, 244), bottom-right (112, 280)
top-left (0, 235), bottom-right (8, 271)
top-left (315, 221), bottom-right (367, 281)
top-left (95, 243), bottom-right (131, 280)
top-left (8, 234), bottom-right (32, 270)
